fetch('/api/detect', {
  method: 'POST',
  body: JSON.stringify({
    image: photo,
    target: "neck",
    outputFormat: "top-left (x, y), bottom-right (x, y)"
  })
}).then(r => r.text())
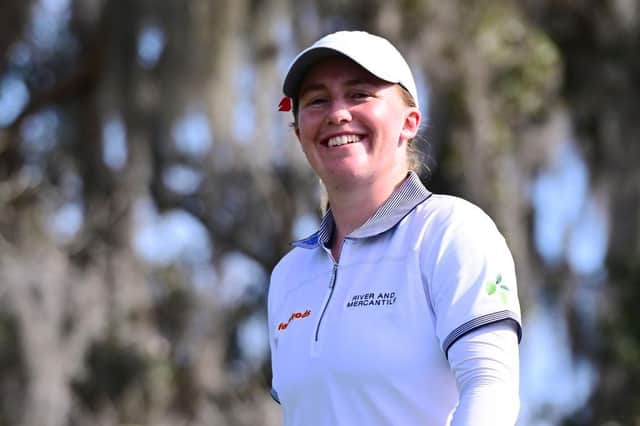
top-left (326, 168), bottom-right (409, 259)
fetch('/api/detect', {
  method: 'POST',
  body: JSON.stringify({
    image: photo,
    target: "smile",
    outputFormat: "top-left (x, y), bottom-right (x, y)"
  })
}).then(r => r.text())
top-left (327, 134), bottom-right (362, 147)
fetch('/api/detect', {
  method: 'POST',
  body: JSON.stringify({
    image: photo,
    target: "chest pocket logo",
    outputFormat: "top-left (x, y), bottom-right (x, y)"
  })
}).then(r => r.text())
top-left (278, 309), bottom-right (311, 331)
top-left (346, 292), bottom-right (397, 308)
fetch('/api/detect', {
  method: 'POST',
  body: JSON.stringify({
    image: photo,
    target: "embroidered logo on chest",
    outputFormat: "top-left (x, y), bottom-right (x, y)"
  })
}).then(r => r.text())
top-left (346, 292), bottom-right (397, 308)
top-left (277, 309), bottom-right (311, 331)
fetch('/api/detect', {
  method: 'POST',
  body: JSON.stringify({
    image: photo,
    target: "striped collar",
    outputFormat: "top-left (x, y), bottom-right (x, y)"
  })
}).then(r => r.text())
top-left (292, 171), bottom-right (432, 249)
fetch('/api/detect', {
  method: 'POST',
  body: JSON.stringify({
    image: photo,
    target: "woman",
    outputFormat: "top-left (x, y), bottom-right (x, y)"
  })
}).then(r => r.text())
top-left (268, 31), bottom-right (522, 425)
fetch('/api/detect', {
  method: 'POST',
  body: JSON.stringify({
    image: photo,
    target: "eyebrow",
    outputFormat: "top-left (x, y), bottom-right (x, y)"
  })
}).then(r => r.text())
top-left (299, 78), bottom-right (377, 98)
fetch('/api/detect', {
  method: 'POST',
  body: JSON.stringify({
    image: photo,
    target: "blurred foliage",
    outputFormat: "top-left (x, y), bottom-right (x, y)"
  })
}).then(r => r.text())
top-left (0, 311), bottom-right (26, 426)
top-left (72, 339), bottom-right (148, 412)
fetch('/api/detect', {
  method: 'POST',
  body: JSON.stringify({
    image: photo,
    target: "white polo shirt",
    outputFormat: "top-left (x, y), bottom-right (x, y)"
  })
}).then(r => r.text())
top-left (268, 172), bottom-right (522, 425)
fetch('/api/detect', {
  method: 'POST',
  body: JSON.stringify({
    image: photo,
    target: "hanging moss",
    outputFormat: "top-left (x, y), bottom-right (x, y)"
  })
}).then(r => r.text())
top-left (0, 311), bottom-right (26, 426)
top-left (72, 338), bottom-right (147, 411)
top-left (476, 4), bottom-right (562, 122)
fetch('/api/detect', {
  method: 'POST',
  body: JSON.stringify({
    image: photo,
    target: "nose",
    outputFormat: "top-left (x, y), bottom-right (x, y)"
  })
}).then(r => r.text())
top-left (326, 100), bottom-right (352, 125)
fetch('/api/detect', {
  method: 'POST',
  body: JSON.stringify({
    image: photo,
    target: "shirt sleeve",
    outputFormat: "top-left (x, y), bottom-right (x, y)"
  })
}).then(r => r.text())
top-left (421, 202), bottom-right (522, 356)
top-left (448, 321), bottom-right (520, 425)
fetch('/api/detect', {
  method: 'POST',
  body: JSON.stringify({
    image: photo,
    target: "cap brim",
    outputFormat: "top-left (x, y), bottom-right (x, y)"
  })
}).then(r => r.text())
top-left (283, 47), bottom-right (351, 99)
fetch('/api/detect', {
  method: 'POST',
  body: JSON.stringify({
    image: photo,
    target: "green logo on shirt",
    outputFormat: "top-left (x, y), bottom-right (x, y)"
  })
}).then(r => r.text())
top-left (486, 273), bottom-right (509, 304)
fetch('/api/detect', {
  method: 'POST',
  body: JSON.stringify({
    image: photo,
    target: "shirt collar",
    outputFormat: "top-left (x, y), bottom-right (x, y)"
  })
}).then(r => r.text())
top-left (291, 171), bottom-right (432, 249)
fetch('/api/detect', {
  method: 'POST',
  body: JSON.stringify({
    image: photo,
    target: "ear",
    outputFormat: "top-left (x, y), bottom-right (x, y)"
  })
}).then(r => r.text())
top-left (400, 108), bottom-right (421, 143)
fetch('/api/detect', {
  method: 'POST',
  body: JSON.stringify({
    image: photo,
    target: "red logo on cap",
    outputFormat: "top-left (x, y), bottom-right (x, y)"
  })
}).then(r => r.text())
top-left (278, 96), bottom-right (292, 112)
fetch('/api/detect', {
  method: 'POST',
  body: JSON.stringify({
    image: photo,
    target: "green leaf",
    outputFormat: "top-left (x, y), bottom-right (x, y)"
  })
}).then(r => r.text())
top-left (486, 281), bottom-right (497, 295)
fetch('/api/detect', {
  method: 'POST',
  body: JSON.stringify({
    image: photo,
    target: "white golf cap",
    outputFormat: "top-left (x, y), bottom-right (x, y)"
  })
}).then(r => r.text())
top-left (283, 31), bottom-right (419, 109)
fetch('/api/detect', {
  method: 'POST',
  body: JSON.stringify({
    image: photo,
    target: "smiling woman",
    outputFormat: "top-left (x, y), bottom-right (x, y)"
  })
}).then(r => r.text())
top-left (268, 31), bottom-right (523, 426)
top-left (294, 56), bottom-right (419, 211)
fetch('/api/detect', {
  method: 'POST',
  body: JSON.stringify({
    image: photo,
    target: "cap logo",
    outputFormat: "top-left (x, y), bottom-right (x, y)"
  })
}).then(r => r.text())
top-left (278, 96), bottom-right (292, 112)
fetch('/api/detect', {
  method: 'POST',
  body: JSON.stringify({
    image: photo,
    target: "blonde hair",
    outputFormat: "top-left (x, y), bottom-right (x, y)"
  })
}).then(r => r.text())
top-left (398, 86), bottom-right (426, 176)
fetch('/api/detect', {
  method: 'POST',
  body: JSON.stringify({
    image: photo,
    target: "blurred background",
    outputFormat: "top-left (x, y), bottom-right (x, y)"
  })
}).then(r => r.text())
top-left (0, 0), bottom-right (638, 425)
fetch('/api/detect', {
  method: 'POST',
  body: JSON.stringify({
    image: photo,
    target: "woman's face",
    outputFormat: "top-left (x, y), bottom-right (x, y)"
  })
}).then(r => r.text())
top-left (295, 56), bottom-right (420, 190)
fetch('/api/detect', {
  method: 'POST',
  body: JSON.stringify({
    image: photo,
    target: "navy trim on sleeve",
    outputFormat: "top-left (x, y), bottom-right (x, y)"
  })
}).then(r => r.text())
top-left (443, 312), bottom-right (522, 359)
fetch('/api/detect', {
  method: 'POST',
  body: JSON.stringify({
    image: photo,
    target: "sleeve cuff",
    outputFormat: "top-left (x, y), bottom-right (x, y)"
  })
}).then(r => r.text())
top-left (442, 311), bottom-right (522, 358)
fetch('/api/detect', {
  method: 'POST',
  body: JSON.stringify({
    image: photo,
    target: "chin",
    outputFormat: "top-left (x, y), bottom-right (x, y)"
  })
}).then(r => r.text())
top-left (320, 167), bottom-right (370, 187)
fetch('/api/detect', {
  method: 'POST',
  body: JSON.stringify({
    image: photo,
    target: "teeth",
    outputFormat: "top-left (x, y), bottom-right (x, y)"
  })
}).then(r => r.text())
top-left (327, 135), bottom-right (361, 147)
